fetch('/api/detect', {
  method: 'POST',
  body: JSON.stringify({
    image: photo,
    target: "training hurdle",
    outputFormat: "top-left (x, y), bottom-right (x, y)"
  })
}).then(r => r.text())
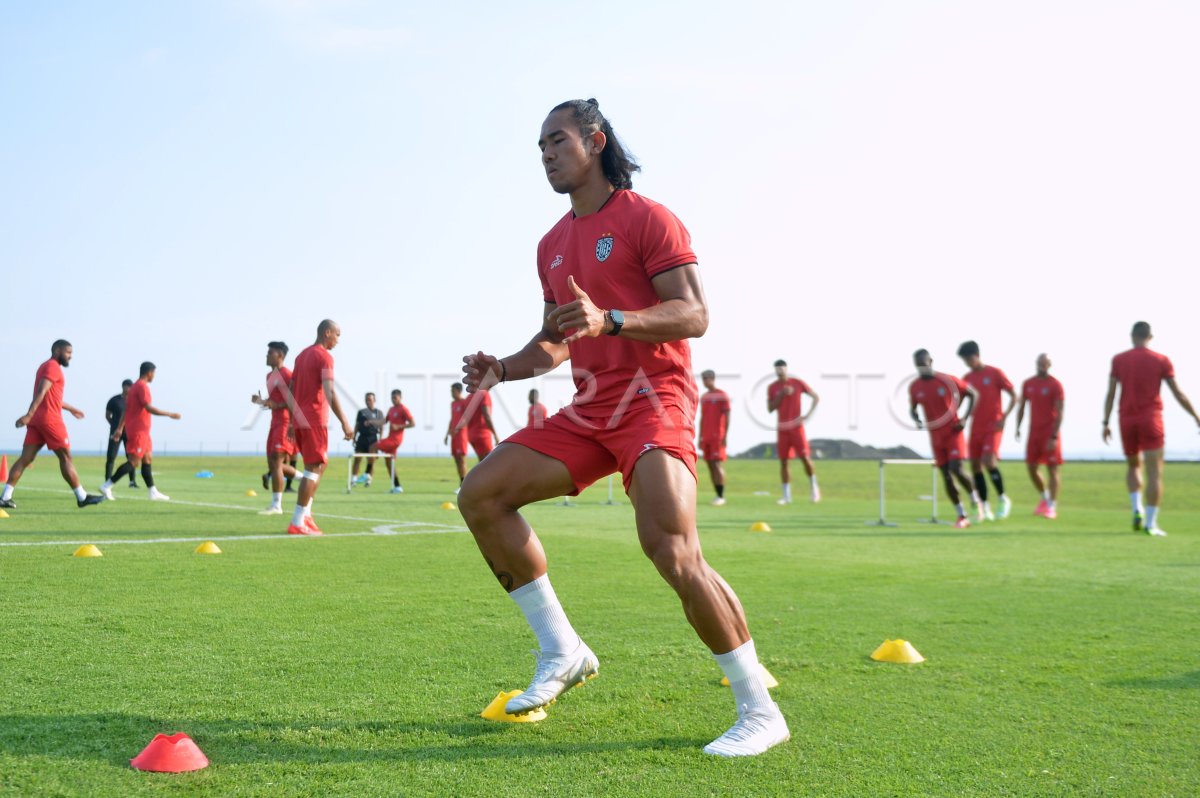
top-left (345, 452), bottom-right (396, 494)
top-left (874, 458), bottom-right (941, 526)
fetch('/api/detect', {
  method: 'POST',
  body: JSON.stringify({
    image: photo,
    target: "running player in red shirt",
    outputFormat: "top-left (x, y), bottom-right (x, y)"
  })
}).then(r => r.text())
top-left (100, 361), bottom-right (182, 502)
top-left (908, 349), bottom-right (980, 529)
top-left (465, 389), bottom-right (498, 458)
top-left (957, 341), bottom-right (1016, 522)
top-left (444, 383), bottom-right (472, 491)
top-left (698, 370), bottom-right (731, 506)
top-left (371, 389), bottom-right (415, 493)
top-left (250, 341), bottom-right (298, 515)
top-left (1014, 354), bottom-right (1064, 519)
top-left (0, 340), bottom-right (103, 509)
top-left (286, 320), bottom-right (354, 536)
top-left (527, 389), bottom-right (548, 429)
top-left (767, 359), bottom-right (820, 504)
top-left (1103, 321), bottom-right (1200, 536)
top-left (456, 99), bottom-right (787, 757)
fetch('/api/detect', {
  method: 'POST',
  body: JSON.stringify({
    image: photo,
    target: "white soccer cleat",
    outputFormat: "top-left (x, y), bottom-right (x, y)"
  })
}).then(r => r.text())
top-left (810, 487), bottom-right (821, 503)
top-left (983, 503), bottom-right (995, 522)
top-left (975, 503), bottom-right (987, 523)
top-left (998, 494), bottom-right (1012, 520)
top-left (98, 484), bottom-right (115, 501)
top-left (504, 640), bottom-right (599, 715)
top-left (149, 488), bottom-right (171, 501)
top-left (1146, 527), bottom-right (1167, 537)
top-left (258, 506), bottom-right (283, 516)
top-left (389, 486), bottom-right (404, 494)
top-left (711, 497), bottom-right (726, 506)
top-left (703, 702), bottom-right (790, 757)
top-left (776, 498), bottom-right (791, 506)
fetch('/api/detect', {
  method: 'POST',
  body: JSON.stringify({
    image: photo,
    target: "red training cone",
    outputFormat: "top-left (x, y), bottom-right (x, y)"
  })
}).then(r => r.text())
top-left (0, 454), bottom-right (8, 483)
top-left (130, 733), bottom-right (210, 773)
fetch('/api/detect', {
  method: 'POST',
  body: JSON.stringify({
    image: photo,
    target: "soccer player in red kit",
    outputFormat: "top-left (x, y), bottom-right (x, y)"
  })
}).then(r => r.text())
top-left (767, 359), bottom-right (820, 504)
top-left (100, 361), bottom-right (181, 501)
top-left (286, 320), bottom-right (354, 536)
top-left (251, 341), bottom-right (298, 515)
top-left (444, 382), bottom-right (472, 491)
top-left (699, 370), bottom-right (731, 506)
top-left (1014, 354), bottom-right (1064, 519)
top-left (465, 389), bottom-right (498, 458)
top-left (528, 389), bottom-right (548, 429)
top-left (456, 99), bottom-right (787, 757)
top-left (958, 341), bottom-right (1016, 522)
top-left (372, 389), bottom-right (415, 493)
top-left (908, 349), bottom-right (980, 529)
top-left (1103, 321), bottom-right (1200, 536)
top-left (0, 340), bottom-right (103, 509)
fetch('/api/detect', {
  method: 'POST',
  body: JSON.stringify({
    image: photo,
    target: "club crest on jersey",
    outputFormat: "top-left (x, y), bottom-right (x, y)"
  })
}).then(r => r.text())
top-left (595, 234), bottom-right (614, 262)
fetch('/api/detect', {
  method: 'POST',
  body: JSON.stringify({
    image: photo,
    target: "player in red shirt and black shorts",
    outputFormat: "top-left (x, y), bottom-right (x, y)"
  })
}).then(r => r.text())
top-left (285, 320), bottom-right (354, 536)
top-left (1014, 353), bottom-right (1065, 519)
top-left (372, 389), bottom-right (415, 493)
top-left (1103, 321), bottom-right (1200, 535)
top-left (958, 341), bottom-right (1016, 522)
top-left (100, 361), bottom-right (182, 502)
top-left (0, 340), bottom-right (103, 510)
top-left (767, 360), bottom-right (820, 505)
top-left (455, 99), bottom-right (787, 757)
top-left (698, 370), bottom-right (731, 505)
top-left (250, 341), bottom-right (298, 515)
top-left (908, 349), bottom-right (980, 529)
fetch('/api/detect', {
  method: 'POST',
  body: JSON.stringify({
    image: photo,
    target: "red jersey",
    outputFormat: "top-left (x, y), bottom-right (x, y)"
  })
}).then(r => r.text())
top-left (1111, 347), bottom-right (1174, 420)
top-left (291, 344), bottom-right (334, 430)
top-left (537, 190), bottom-right (698, 426)
top-left (963, 365), bottom-right (1013, 426)
top-left (31, 358), bottom-right (65, 425)
top-left (1022, 375), bottom-right (1064, 435)
top-left (528, 402), bottom-right (548, 428)
top-left (450, 396), bottom-right (471, 432)
top-left (387, 404), bottom-right (413, 435)
top-left (909, 372), bottom-right (969, 432)
top-left (466, 391), bottom-right (492, 434)
top-left (699, 389), bottom-right (730, 441)
top-left (768, 378), bottom-right (811, 428)
top-left (266, 367), bottom-right (293, 429)
top-left (125, 380), bottom-right (152, 436)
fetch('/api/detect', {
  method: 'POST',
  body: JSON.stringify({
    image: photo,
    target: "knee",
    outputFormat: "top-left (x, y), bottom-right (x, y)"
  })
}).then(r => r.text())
top-left (643, 534), bottom-right (704, 590)
top-left (457, 470), bottom-right (513, 527)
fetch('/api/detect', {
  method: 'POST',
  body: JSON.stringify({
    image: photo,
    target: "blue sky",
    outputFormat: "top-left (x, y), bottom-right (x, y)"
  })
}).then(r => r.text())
top-left (2, 0), bottom-right (1198, 460)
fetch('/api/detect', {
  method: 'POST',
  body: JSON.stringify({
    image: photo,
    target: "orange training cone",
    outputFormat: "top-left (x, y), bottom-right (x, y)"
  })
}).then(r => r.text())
top-left (0, 454), bottom-right (7, 483)
top-left (130, 733), bottom-right (210, 772)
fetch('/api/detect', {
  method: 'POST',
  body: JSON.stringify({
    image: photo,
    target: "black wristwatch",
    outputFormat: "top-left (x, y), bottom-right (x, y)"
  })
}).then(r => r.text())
top-left (605, 309), bottom-right (625, 336)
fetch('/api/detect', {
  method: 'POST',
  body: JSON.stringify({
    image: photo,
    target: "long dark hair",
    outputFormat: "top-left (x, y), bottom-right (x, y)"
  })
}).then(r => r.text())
top-left (550, 98), bottom-right (641, 190)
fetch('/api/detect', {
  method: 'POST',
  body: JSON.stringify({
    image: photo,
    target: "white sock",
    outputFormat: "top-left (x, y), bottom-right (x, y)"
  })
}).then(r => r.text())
top-left (1145, 505), bottom-right (1159, 529)
top-left (100, 480), bottom-right (113, 491)
top-left (1130, 491), bottom-right (1143, 513)
top-left (272, 491), bottom-right (282, 508)
top-left (714, 640), bottom-right (773, 713)
top-left (1042, 490), bottom-right (1051, 501)
top-left (809, 475), bottom-right (818, 488)
top-left (1, 484), bottom-right (12, 501)
top-left (955, 502), bottom-right (966, 518)
top-left (781, 483), bottom-right (792, 501)
top-left (970, 491), bottom-right (982, 505)
top-left (148, 486), bottom-right (160, 497)
top-left (509, 574), bottom-right (580, 654)
top-left (291, 501), bottom-right (310, 527)
top-left (1048, 499), bottom-right (1057, 510)
top-left (73, 486), bottom-right (87, 501)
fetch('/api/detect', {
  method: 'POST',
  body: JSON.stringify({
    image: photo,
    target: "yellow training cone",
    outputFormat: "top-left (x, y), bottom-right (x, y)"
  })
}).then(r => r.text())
top-left (749, 521), bottom-right (772, 533)
top-left (870, 639), bottom-right (925, 663)
top-left (0, 508), bottom-right (9, 518)
top-left (480, 691), bottom-right (547, 723)
top-left (194, 541), bottom-right (222, 555)
top-left (720, 664), bottom-right (780, 689)
top-left (441, 501), bottom-right (456, 510)
top-left (73, 544), bottom-right (103, 558)
top-left (245, 489), bottom-right (257, 498)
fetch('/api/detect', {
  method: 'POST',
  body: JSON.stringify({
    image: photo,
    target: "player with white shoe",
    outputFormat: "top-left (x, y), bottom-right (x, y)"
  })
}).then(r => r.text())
top-left (958, 341), bottom-right (1016, 522)
top-left (251, 341), bottom-right (298, 515)
top-left (909, 349), bottom-right (980, 529)
top-left (1014, 354), bottom-right (1064, 519)
top-left (698, 370), bottom-right (730, 505)
top-left (767, 359), bottom-right (820, 504)
top-left (1103, 321), bottom-right (1200, 536)
top-left (371, 389), bottom-right (415, 493)
top-left (100, 361), bottom-right (180, 502)
top-left (456, 99), bottom-right (787, 757)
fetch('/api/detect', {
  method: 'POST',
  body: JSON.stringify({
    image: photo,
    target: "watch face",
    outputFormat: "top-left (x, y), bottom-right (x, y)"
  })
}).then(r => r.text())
top-left (610, 309), bottom-right (625, 324)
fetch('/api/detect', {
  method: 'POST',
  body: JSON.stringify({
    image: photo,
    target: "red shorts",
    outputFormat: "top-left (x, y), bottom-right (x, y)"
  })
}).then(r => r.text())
top-left (929, 429), bottom-right (966, 468)
top-left (125, 430), bottom-right (152, 459)
top-left (24, 418), bottom-right (69, 451)
top-left (506, 404), bottom-right (698, 495)
top-left (1026, 433), bottom-right (1063, 466)
top-left (1120, 415), bottom-right (1164, 457)
top-left (450, 429), bottom-right (469, 458)
top-left (777, 427), bottom-right (809, 459)
top-left (376, 434), bottom-right (403, 455)
top-left (969, 428), bottom-right (1003, 461)
top-left (469, 433), bottom-right (494, 459)
top-left (700, 438), bottom-right (727, 462)
top-left (295, 425), bottom-right (329, 467)
top-left (267, 423), bottom-right (297, 457)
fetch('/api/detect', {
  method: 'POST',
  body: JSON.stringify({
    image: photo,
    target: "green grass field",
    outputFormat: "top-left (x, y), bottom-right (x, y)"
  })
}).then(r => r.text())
top-left (0, 455), bottom-right (1197, 797)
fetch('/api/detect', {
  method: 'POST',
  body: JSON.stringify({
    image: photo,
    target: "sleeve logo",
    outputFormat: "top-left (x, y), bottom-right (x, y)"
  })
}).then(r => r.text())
top-left (595, 235), bottom-right (614, 262)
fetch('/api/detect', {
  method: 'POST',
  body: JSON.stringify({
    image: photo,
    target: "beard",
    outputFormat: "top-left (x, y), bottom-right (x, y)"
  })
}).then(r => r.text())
top-left (56, 354), bottom-right (69, 367)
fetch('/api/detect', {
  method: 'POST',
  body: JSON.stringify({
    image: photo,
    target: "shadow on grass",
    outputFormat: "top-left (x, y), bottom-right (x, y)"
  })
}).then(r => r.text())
top-left (1106, 671), bottom-right (1200, 690)
top-left (0, 712), bottom-right (697, 767)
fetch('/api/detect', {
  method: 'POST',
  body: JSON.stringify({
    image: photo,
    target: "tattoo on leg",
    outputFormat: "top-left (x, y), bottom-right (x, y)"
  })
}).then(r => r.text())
top-left (486, 557), bottom-right (514, 590)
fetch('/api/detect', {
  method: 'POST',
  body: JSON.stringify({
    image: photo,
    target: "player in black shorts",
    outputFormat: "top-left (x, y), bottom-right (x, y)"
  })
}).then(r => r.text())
top-left (104, 379), bottom-right (138, 488)
top-left (351, 392), bottom-right (385, 486)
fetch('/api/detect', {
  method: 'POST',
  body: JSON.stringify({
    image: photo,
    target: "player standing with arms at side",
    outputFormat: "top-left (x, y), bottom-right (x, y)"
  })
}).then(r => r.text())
top-left (351, 393), bottom-right (385, 486)
top-left (465, 389), bottom-right (498, 459)
top-left (909, 349), bottom-right (980, 529)
top-left (1014, 353), bottom-right (1064, 519)
top-left (958, 341), bottom-right (1016, 521)
top-left (250, 341), bottom-right (298, 515)
top-left (767, 359), bottom-right (820, 504)
top-left (1103, 321), bottom-right (1200, 536)
top-left (286, 320), bottom-right (354, 535)
top-left (0, 340), bottom-right (103, 509)
top-left (100, 362), bottom-right (181, 501)
top-left (371, 389), bottom-right (415, 493)
top-left (527, 388), bottom-right (548, 429)
top-left (104, 379), bottom-right (138, 489)
top-left (444, 383), bottom-right (472, 491)
top-left (698, 370), bottom-right (731, 506)
top-left (456, 99), bottom-right (787, 756)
